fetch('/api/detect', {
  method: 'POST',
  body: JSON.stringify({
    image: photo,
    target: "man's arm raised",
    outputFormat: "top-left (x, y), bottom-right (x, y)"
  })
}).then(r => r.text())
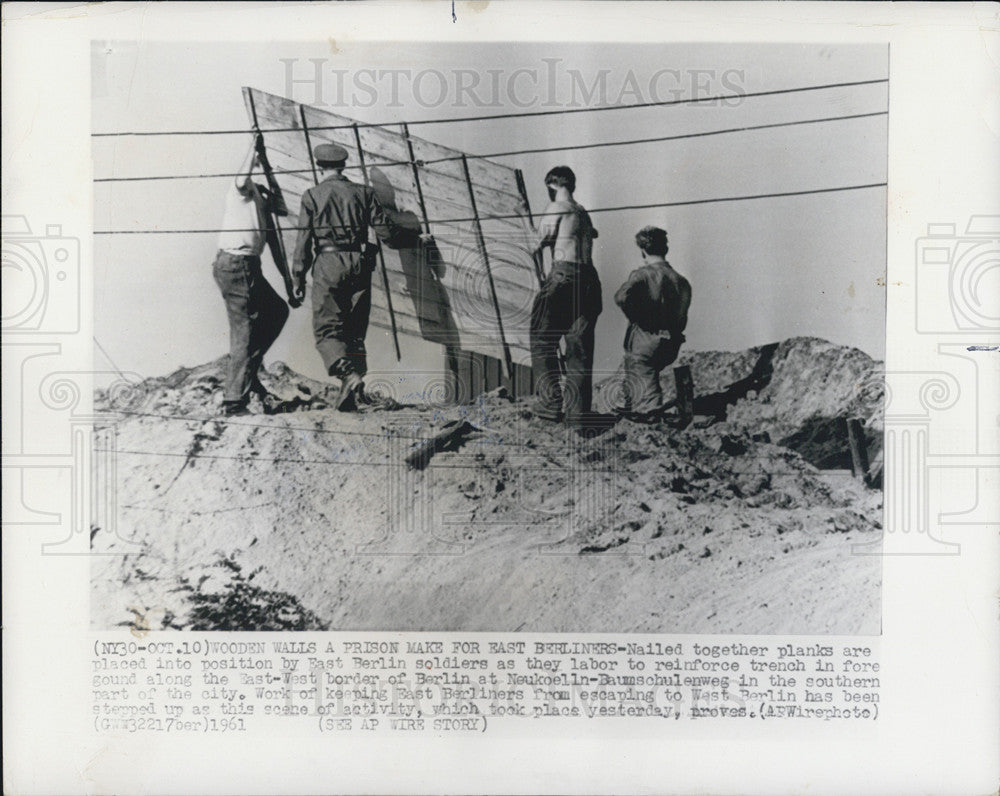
top-left (513, 199), bottom-right (561, 257)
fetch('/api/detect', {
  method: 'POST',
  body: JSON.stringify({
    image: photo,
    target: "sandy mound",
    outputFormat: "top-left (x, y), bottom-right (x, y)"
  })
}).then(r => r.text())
top-left (91, 337), bottom-right (883, 634)
top-left (598, 336), bottom-right (884, 472)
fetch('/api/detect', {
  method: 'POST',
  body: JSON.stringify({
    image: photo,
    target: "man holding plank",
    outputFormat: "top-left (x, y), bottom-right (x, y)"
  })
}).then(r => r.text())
top-left (213, 134), bottom-right (298, 416)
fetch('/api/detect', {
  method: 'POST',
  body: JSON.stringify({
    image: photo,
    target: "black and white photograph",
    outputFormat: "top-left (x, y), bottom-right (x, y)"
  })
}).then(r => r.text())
top-left (4, 4), bottom-right (999, 795)
top-left (90, 40), bottom-right (887, 635)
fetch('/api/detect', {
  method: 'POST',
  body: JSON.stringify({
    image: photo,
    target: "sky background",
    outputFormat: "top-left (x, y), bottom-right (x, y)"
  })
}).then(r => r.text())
top-left (93, 41), bottom-right (887, 385)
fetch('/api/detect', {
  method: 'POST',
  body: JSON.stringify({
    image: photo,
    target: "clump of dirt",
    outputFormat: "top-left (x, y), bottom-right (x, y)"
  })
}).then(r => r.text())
top-left (597, 336), bottom-right (884, 473)
top-left (92, 337), bottom-right (883, 635)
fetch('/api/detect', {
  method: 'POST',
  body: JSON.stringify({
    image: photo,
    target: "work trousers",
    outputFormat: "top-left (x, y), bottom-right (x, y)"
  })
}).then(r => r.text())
top-left (621, 323), bottom-right (680, 414)
top-left (529, 261), bottom-right (602, 422)
top-left (311, 250), bottom-right (374, 377)
top-left (213, 250), bottom-right (289, 404)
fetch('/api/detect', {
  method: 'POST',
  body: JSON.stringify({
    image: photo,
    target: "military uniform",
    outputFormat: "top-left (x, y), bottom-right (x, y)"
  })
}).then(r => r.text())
top-left (292, 147), bottom-right (404, 381)
top-left (614, 259), bottom-right (691, 414)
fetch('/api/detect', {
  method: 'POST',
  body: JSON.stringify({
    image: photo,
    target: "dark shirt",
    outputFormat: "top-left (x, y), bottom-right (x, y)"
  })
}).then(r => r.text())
top-left (292, 174), bottom-right (403, 276)
top-left (614, 259), bottom-right (691, 337)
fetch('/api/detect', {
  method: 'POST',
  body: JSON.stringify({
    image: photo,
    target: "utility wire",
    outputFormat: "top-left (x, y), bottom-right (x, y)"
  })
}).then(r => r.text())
top-left (92, 181), bottom-right (887, 235)
top-left (94, 110), bottom-right (887, 184)
top-left (102, 408), bottom-right (825, 472)
top-left (91, 78), bottom-right (888, 138)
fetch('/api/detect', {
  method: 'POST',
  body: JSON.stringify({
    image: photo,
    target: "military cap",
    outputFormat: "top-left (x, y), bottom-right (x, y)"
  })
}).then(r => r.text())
top-left (314, 143), bottom-right (349, 166)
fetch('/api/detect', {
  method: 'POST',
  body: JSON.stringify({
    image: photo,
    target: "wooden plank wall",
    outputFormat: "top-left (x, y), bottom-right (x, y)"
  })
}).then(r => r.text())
top-left (447, 351), bottom-right (535, 402)
top-left (244, 87), bottom-right (539, 394)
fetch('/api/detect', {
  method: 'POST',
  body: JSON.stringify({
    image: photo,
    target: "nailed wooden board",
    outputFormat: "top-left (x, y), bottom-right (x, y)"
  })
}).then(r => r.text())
top-left (244, 87), bottom-right (539, 364)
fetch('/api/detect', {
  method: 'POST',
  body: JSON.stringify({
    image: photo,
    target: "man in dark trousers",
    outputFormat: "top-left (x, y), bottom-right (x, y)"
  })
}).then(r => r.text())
top-left (213, 135), bottom-right (298, 416)
top-left (614, 225), bottom-right (692, 415)
top-left (291, 143), bottom-right (412, 411)
top-left (515, 165), bottom-right (602, 424)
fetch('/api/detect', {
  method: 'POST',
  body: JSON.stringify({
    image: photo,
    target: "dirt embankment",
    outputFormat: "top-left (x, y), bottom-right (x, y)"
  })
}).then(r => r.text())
top-left (91, 337), bottom-right (883, 635)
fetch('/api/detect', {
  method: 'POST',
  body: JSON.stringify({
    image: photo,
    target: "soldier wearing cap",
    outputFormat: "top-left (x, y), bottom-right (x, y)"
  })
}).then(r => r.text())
top-left (292, 143), bottom-right (413, 411)
top-left (614, 225), bottom-right (692, 415)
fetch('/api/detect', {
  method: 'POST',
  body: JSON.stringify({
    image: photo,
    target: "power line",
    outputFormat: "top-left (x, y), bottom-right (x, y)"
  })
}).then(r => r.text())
top-left (92, 181), bottom-right (887, 235)
top-left (467, 110), bottom-right (887, 162)
top-left (93, 110), bottom-right (887, 184)
top-left (91, 78), bottom-right (888, 138)
top-left (115, 409), bottom-right (438, 441)
top-left (102, 408), bottom-right (834, 472)
top-left (97, 447), bottom-right (572, 471)
top-left (97, 444), bottom-right (818, 477)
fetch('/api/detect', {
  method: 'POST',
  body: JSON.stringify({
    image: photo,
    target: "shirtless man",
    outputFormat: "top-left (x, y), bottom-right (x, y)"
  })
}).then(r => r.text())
top-left (515, 166), bottom-right (602, 423)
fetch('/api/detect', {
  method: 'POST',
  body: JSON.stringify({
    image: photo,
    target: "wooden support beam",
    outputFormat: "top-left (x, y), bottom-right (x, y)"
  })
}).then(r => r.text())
top-left (352, 123), bottom-right (402, 362)
top-left (673, 366), bottom-right (695, 423)
top-left (242, 87), bottom-right (294, 300)
top-left (515, 166), bottom-right (566, 378)
top-left (461, 154), bottom-right (513, 380)
top-left (515, 168), bottom-right (546, 288)
top-left (402, 123), bottom-right (432, 234)
top-left (846, 417), bottom-right (870, 484)
top-left (299, 106), bottom-right (319, 184)
top-left (405, 421), bottom-right (475, 470)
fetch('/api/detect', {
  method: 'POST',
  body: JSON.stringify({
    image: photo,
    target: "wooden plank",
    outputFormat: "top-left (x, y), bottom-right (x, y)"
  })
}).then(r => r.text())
top-left (407, 136), bottom-right (521, 199)
top-left (368, 293), bottom-right (517, 362)
top-left (351, 122), bottom-right (402, 362)
top-left (299, 106), bottom-right (319, 184)
top-left (401, 123), bottom-right (431, 233)
top-left (251, 90), bottom-right (520, 222)
top-left (847, 418), bottom-right (871, 484)
top-left (459, 352), bottom-right (474, 403)
top-left (512, 362), bottom-right (534, 398)
top-left (487, 355), bottom-right (503, 392)
top-left (474, 352), bottom-right (486, 394)
top-left (251, 89), bottom-right (529, 220)
top-left (673, 366), bottom-right (695, 423)
top-left (405, 421), bottom-right (475, 470)
top-left (264, 150), bottom-right (522, 233)
top-left (417, 165), bottom-right (521, 222)
top-left (461, 154), bottom-right (513, 379)
top-left (246, 87), bottom-right (539, 367)
top-left (367, 306), bottom-right (501, 357)
top-left (376, 257), bottom-right (528, 338)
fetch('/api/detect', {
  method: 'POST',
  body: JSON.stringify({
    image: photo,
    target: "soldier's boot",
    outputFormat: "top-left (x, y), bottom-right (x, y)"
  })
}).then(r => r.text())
top-left (221, 399), bottom-right (250, 417)
top-left (335, 372), bottom-right (364, 412)
top-left (249, 377), bottom-right (285, 415)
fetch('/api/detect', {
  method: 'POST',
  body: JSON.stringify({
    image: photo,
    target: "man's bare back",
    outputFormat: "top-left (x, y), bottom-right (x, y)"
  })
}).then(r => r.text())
top-left (536, 200), bottom-right (597, 266)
